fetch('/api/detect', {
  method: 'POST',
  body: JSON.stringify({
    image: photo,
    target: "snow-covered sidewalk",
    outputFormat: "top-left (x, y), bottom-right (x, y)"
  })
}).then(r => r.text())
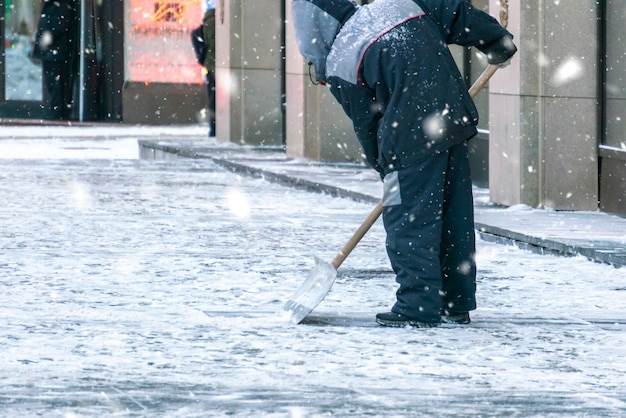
top-left (0, 131), bottom-right (625, 416)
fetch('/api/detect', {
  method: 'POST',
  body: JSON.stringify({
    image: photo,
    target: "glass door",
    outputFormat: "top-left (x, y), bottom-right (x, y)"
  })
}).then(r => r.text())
top-left (1, 0), bottom-right (103, 121)
top-left (4, 0), bottom-right (42, 101)
top-left (1, 0), bottom-right (46, 118)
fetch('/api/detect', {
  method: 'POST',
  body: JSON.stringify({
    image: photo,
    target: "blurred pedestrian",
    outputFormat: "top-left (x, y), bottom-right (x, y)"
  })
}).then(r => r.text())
top-left (191, 8), bottom-right (216, 137)
top-left (292, 0), bottom-right (517, 327)
top-left (32, 0), bottom-right (76, 120)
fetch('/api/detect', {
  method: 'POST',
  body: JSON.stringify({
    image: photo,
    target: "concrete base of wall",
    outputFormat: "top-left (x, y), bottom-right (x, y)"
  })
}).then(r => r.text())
top-left (122, 82), bottom-right (207, 125)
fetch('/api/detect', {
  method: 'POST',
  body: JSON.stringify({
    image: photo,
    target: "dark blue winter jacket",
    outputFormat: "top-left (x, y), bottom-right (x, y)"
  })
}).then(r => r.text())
top-left (292, 0), bottom-right (517, 175)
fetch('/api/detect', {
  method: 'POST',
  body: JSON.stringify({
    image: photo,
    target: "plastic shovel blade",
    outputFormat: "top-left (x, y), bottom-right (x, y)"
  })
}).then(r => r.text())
top-left (281, 256), bottom-right (338, 324)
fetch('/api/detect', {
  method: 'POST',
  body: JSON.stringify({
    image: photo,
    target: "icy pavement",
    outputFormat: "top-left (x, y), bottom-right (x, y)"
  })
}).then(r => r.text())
top-left (1, 130), bottom-right (626, 416)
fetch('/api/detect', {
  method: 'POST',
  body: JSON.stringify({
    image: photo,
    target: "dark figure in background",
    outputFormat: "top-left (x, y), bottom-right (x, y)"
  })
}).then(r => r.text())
top-left (191, 8), bottom-right (217, 137)
top-left (292, 0), bottom-right (517, 327)
top-left (32, 0), bottom-right (76, 120)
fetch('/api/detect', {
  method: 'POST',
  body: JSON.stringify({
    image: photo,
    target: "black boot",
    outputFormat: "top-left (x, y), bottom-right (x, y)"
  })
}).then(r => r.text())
top-left (376, 312), bottom-right (440, 328)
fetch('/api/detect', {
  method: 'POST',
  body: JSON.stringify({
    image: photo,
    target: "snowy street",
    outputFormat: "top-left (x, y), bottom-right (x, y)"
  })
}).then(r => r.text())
top-left (1, 132), bottom-right (626, 417)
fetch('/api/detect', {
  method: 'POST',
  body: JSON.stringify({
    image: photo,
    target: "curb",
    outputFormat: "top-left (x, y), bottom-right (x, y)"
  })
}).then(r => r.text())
top-left (138, 140), bottom-right (626, 268)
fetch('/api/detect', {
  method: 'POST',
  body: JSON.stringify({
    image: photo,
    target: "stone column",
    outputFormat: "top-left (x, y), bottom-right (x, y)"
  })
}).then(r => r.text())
top-left (215, 0), bottom-right (283, 146)
top-left (488, 0), bottom-right (599, 211)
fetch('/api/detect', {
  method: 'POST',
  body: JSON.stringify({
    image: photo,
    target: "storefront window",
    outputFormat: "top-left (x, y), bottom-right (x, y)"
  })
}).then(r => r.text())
top-left (125, 0), bottom-right (204, 84)
top-left (4, 0), bottom-right (43, 101)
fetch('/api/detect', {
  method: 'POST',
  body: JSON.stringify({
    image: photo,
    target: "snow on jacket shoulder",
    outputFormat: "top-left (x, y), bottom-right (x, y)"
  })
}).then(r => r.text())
top-left (292, 0), bottom-right (517, 174)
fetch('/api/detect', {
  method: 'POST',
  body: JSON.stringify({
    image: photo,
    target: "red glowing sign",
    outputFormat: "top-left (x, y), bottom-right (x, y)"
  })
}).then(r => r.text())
top-left (126, 0), bottom-right (204, 83)
top-left (154, 2), bottom-right (184, 22)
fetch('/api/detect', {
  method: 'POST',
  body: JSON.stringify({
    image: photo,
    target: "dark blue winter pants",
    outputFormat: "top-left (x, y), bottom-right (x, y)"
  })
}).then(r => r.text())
top-left (382, 141), bottom-right (477, 323)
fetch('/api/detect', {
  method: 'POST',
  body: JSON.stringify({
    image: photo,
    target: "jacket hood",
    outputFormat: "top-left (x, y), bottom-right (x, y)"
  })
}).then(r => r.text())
top-left (292, 0), bottom-right (358, 83)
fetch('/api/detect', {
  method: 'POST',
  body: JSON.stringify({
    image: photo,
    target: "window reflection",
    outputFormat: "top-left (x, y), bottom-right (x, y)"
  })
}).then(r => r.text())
top-left (4, 0), bottom-right (43, 101)
top-left (126, 0), bottom-right (203, 83)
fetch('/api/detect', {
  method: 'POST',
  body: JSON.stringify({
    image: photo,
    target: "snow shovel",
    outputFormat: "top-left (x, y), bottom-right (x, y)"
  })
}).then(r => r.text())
top-left (281, 202), bottom-right (383, 323)
top-left (282, 63), bottom-right (502, 324)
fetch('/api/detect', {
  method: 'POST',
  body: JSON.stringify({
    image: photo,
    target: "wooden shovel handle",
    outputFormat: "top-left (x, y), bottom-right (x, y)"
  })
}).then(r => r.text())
top-left (330, 64), bottom-right (500, 270)
top-left (468, 64), bottom-right (500, 98)
top-left (331, 202), bottom-right (383, 269)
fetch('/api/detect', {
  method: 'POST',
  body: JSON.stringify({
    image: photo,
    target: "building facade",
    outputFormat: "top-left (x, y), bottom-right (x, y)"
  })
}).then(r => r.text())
top-left (0, 0), bottom-right (625, 217)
